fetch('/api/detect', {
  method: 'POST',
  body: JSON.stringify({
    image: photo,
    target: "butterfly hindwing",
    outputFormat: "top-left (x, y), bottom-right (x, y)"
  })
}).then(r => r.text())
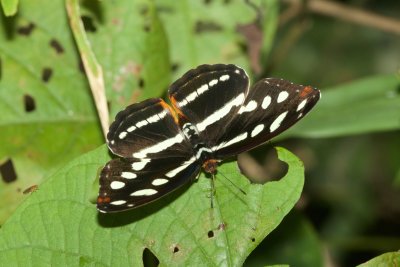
top-left (97, 156), bottom-right (200, 212)
top-left (99, 98), bottom-right (200, 212)
top-left (213, 78), bottom-right (321, 158)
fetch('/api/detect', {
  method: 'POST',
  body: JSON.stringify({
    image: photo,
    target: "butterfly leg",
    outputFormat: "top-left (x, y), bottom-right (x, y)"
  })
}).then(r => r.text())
top-left (210, 173), bottom-right (216, 209)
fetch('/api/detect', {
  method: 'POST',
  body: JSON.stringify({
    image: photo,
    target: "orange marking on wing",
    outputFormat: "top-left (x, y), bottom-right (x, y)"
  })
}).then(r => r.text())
top-left (159, 99), bottom-right (179, 124)
top-left (97, 196), bottom-right (111, 204)
top-left (300, 86), bottom-right (313, 98)
top-left (169, 96), bottom-right (187, 123)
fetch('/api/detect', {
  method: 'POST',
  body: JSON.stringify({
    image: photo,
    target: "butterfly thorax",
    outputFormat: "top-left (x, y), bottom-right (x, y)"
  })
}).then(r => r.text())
top-left (182, 122), bottom-right (217, 174)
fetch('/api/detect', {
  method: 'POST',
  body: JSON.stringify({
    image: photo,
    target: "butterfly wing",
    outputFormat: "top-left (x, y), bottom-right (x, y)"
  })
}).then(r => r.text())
top-left (169, 64), bottom-right (250, 145)
top-left (213, 78), bottom-right (321, 158)
top-left (98, 98), bottom-right (199, 212)
top-left (97, 156), bottom-right (199, 212)
top-left (107, 98), bottom-right (193, 159)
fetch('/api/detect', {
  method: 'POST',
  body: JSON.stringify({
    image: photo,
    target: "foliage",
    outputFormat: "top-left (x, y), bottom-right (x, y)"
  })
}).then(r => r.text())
top-left (0, 0), bottom-right (399, 266)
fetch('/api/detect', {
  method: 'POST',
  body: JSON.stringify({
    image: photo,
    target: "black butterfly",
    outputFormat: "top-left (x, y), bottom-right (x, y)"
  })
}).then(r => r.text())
top-left (97, 64), bottom-right (320, 213)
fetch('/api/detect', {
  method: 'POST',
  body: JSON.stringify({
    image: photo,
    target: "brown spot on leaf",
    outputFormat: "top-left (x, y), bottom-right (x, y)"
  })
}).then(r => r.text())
top-left (42, 68), bottom-right (53, 83)
top-left (17, 22), bottom-right (35, 36)
top-left (23, 185), bottom-right (38, 194)
top-left (49, 39), bottom-right (64, 54)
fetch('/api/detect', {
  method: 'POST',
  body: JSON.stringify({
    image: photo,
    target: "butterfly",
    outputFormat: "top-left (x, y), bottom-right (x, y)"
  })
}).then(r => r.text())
top-left (97, 64), bottom-right (320, 213)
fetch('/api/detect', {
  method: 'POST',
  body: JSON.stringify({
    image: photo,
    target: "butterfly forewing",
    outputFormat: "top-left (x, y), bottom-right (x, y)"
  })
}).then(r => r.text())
top-left (97, 157), bottom-right (200, 212)
top-left (213, 78), bottom-right (320, 158)
top-left (107, 98), bottom-right (193, 160)
top-left (169, 64), bottom-right (249, 145)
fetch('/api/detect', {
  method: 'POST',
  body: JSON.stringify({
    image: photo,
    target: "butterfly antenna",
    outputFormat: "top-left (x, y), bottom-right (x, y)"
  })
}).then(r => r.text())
top-left (218, 171), bottom-right (247, 195)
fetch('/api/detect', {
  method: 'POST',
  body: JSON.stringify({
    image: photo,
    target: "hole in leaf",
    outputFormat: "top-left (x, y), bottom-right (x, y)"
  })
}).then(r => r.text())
top-left (251, 237), bottom-right (255, 242)
top-left (173, 245), bottom-right (179, 253)
top-left (195, 21), bottom-right (223, 33)
top-left (23, 94), bottom-right (36, 112)
top-left (17, 22), bottom-right (35, 36)
top-left (49, 39), bottom-right (64, 54)
top-left (207, 230), bottom-right (214, 238)
top-left (81, 16), bottom-right (97, 32)
top-left (139, 78), bottom-right (145, 88)
top-left (0, 158), bottom-right (17, 183)
top-left (42, 68), bottom-right (53, 83)
top-left (143, 248), bottom-right (159, 267)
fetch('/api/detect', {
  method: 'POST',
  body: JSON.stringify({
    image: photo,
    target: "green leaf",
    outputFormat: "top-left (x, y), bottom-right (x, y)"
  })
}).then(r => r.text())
top-left (81, 0), bottom-right (171, 117)
top-left (283, 74), bottom-right (400, 138)
top-left (0, 0), bottom-right (170, 224)
top-left (357, 251), bottom-right (400, 267)
top-left (0, 146), bottom-right (304, 266)
top-left (245, 212), bottom-right (324, 267)
top-left (1, 0), bottom-right (18, 16)
top-left (0, 0), bottom-right (103, 223)
top-left (155, 0), bottom-right (279, 79)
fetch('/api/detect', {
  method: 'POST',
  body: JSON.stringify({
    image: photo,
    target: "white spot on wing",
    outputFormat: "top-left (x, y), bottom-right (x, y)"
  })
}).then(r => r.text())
top-left (220, 74), bottom-right (230, 81)
top-left (277, 91), bottom-right (289, 103)
top-left (166, 157), bottom-right (196, 178)
top-left (110, 181), bottom-right (125, 189)
top-left (297, 99), bottom-right (307, 111)
top-left (110, 200), bottom-right (127, 205)
top-left (238, 100), bottom-right (257, 114)
top-left (217, 132), bottom-right (248, 150)
top-left (131, 159), bottom-right (150, 171)
top-left (136, 120), bottom-right (148, 128)
top-left (186, 91), bottom-right (198, 102)
top-left (119, 132), bottom-right (127, 139)
top-left (127, 126), bottom-right (136, 132)
top-left (196, 93), bottom-right (245, 132)
top-left (130, 189), bottom-right (158, 196)
top-left (147, 114), bottom-right (160, 123)
top-left (262, 96), bottom-right (272, 109)
top-left (133, 134), bottom-right (184, 158)
top-left (197, 84), bottom-right (209, 95)
top-left (121, 172), bottom-right (137, 179)
top-left (251, 124), bottom-right (264, 137)
top-left (209, 79), bottom-right (218, 86)
top-left (152, 178), bottom-right (169, 186)
top-left (270, 111), bottom-right (288, 132)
